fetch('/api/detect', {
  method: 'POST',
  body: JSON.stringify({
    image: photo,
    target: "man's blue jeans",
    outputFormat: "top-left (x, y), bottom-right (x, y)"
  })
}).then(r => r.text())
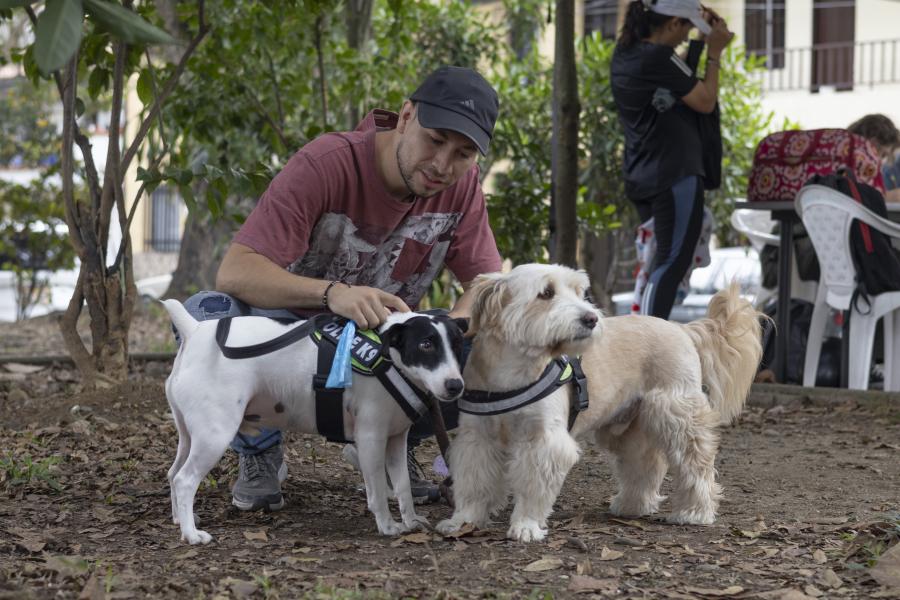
top-left (178, 291), bottom-right (463, 456)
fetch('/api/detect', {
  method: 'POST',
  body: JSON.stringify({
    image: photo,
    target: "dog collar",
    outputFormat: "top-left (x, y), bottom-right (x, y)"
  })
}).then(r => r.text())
top-left (458, 356), bottom-right (588, 429)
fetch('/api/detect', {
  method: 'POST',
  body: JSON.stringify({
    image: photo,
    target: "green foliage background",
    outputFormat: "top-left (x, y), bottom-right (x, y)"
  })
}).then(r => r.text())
top-left (1, 0), bottom-right (785, 312)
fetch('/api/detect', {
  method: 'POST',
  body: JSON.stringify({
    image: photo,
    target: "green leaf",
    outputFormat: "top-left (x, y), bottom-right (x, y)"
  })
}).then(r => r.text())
top-left (74, 97), bottom-right (85, 117)
top-left (136, 69), bottom-right (153, 105)
top-left (87, 67), bottom-right (108, 99)
top-left (0, 0), bottom-right (38, 9)
top-left (34, 0), bottom-right (84, 75)
top-left (83, 0), bottom-right (176, 46)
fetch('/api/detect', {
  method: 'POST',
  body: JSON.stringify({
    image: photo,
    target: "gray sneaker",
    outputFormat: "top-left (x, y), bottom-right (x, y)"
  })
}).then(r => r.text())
top-left (232, 445), bottom-right (288, 511)
top-left (341, 443), bottom-right (441, 505)
top-left (405, 445), bottom-right (441, 505)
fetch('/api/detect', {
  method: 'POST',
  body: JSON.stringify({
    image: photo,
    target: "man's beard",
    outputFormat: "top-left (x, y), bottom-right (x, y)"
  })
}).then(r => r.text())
top-left (396, 142), bottom-right (418, 199)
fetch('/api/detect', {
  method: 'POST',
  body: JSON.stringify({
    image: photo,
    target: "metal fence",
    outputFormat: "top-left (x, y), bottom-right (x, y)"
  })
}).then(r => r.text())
top-left (146, 185), bottom-right (183, 253)
top-left (752, 38), bottom-right (900, 93)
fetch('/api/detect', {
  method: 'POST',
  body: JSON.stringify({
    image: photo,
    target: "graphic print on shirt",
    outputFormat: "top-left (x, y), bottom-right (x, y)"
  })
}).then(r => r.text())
top-left (288, 212), bottom-right (462, 307)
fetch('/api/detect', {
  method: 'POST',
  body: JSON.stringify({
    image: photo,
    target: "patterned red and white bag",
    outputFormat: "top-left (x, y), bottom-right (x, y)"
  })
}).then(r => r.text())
top-left (747, 128), bottom-right (885, 202)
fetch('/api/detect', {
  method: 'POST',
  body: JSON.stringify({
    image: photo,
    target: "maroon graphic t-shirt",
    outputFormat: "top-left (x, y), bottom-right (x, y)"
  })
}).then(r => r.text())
top-left (234, 109), bottom-right (502, 310)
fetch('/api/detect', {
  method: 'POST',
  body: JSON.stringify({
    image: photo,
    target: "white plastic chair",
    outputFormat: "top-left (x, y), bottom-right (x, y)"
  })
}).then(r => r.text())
top-left (730, 208), bottom-right (818, 306)
top-left (796, 184), bottom-right (900, 390)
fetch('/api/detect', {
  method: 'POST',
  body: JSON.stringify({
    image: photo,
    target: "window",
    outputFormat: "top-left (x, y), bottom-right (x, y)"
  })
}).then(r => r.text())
top-left (584, 0), bottom-right (619, 40)
top-left (148, 186), bottom-right (183, 253)
top-left (812, 0), bottom-right (855, 91)
top-left (745, 1), bottom-right (786, 69)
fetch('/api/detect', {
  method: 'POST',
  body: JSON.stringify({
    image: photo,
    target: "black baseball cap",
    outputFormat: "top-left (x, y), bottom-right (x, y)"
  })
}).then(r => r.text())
top-left (410, 66), bottom-right (499, 155)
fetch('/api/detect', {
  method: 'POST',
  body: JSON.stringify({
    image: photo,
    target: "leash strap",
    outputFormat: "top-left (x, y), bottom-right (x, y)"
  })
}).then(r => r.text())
top-left (567, 357), bottom-right (589, 431)
top-left (215, 317), bottom-right (316, 359)
top-left (313, 334), bottom-right (352, 443)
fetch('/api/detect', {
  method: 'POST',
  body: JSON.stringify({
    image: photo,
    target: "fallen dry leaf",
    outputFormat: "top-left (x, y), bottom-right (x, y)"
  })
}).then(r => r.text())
top-left (568, 575), bottom-right (618, 594)
top-left (598, 546), bottom-right (624, 561)
top-left (683, 586), bottom-right (744, 597)
top-left (819, 568), bottom-right (842, 589)
top-left (221, 577), bottom-right (258, 599)
top-left (243, 530), bottom-right (268, 542)
top-left (440, 522), bottom-right (478, 539)
top-left (754, 590), bottom-right (817, 600)
top-left (77, 574), bottom-right (103, 600)
top-left (523, 557), bottom-right (564, 572)
top-left (625, 562), bottom-right (651, 575)
top-left (870, 543), bottom-right (900, 588)
top-left (390, 532), bottom-right (431, 546)
top-left (803, 584), bottom-right (824, 598)
top-left (609, 518), bottom-right (647, 530)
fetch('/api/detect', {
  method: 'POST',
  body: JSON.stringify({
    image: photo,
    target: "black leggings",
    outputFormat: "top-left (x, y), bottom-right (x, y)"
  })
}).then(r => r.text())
top-left (632, 176), bottom-right (704, 320)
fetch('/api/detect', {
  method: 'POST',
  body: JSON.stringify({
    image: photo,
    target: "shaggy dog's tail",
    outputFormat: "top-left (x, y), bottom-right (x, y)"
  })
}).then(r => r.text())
top-left (682, 283), bottom-right (763, 425)
top-left (161, 299), bottom-right (199, 342)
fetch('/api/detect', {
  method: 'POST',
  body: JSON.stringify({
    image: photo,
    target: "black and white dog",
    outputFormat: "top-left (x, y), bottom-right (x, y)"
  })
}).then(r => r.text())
top-left (162, 300), bottom-right (466, 544)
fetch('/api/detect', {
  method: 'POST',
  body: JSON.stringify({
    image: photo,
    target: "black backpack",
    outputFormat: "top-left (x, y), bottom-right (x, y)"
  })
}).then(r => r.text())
top-left (805, 171), bottom-right (900, 310)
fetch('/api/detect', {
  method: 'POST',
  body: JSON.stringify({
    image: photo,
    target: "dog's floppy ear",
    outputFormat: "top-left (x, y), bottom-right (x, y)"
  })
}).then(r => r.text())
top-left (451, 317), bottom-right (469, 335)
top-left (467, 273), bottom-right (507, 337)
top-left (379, 321), bottom-right (405, 351)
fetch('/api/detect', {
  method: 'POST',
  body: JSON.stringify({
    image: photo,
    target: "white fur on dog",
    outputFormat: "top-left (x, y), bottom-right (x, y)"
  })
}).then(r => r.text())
top-left (436, 264), bottom-right (602, 542)
top-left (162, 304), bottom-right (463, 544)
top-left (436, 264), bottom-right (763, 542)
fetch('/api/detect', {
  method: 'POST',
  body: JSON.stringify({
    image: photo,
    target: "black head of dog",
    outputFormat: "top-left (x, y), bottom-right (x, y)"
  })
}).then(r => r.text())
top-left (379, 314), bottom-right (467, 402)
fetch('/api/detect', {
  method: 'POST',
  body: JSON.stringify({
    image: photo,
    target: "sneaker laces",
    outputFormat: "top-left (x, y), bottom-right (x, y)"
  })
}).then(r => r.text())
top-left (241, 453), bottom-right (268, 481)
top-left (406, 446), bottom-right (427, 483)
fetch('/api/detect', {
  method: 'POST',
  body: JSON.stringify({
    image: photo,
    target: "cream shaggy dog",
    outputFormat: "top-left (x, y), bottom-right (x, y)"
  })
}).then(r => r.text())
top-left (436, 264), bottom-right (763, 542)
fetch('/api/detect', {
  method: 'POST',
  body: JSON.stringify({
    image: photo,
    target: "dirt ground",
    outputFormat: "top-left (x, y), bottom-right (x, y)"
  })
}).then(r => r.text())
top-left (1, 305), bottom-right (899, 599)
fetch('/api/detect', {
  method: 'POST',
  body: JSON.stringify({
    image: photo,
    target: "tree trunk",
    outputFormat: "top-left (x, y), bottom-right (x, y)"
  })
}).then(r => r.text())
top-left (50, 4), bottom-right (209, 387)
top-left (163, 202), bottom-right (235, 301)
top-left (552, 0), bottom-right (580, 267)
top-left (345, 0), bottom-right (373, 128)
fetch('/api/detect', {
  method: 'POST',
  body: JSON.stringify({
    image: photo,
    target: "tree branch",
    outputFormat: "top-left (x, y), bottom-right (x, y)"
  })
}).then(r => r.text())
top-left (263, 48), bottom-right (285, 129)
top-left (314, 14), bottom-right (329, 132)
top-left (120, 0), bottom-right (209, 178)
top-left (100, 40), bottom-right (128, 265)
top-left (241, 86), bottom-right (290, 150)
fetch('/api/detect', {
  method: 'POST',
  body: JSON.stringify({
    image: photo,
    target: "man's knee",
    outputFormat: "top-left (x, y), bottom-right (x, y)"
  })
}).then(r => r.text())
top-left (183, 291), bottom-right (249, 321)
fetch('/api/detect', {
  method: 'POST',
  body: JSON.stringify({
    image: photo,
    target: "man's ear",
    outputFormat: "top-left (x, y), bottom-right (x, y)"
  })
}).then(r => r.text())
top-left (396, 100), bottom-right (415, 134)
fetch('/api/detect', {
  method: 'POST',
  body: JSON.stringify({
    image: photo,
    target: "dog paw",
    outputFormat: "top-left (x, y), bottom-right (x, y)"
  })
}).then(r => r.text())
top-left (507, 520), bottom-right (547, 542)
top-left (182, 529), bottom-right (213, 545)
top-left (668, 509), bottom-right (715, 526)
top-left (609, 493), bottom-right (663, 518)
top-left (376, 520), bottom-right (406, 536)
top-left (402, 514), bottom-right (430, 531)
top-left (436, 517), bottom-right (465, 535)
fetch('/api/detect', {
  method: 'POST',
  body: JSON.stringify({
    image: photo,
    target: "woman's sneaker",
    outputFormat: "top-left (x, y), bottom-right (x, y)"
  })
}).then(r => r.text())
top-left (232, 444), bottom-right (288, 511)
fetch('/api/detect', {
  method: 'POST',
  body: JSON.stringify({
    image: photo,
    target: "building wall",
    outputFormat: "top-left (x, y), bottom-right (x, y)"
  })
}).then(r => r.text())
top-left (758, 0), bottom-right (900, 131)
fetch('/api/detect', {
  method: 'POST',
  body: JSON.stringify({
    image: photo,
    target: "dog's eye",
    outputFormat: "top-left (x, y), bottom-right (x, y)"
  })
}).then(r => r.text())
top-left (538, 286), bottom-right (555, 300)
top-left (419, 340), bottom-right (434, 352)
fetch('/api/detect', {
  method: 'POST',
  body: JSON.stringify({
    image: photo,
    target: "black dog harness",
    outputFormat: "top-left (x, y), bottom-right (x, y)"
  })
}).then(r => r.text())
top-left (457, 356), bottom-right (589, 430)
top-left (215, 315), bottom-right (430, 443)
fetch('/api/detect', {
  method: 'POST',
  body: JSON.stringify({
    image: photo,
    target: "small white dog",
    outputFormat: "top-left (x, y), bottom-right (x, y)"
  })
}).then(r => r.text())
top-left (437, 264), bottom-right (762, 542)
top-left (437, 264), bottom-right (601, 542)
top-left (162, 301), bottom-right (466, 544)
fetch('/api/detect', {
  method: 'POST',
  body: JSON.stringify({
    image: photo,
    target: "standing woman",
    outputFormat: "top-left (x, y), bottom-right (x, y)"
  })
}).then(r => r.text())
top-left (611, 0), bottom-right (733, 319)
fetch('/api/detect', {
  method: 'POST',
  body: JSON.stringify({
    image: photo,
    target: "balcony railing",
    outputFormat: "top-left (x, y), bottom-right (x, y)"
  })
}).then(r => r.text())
top-left (751, 38), bottom-right (900, 93)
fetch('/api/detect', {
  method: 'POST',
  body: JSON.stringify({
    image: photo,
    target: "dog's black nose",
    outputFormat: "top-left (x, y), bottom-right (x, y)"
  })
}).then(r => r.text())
top-left (445, 378), bottom-right (464, 397)
top-left (581, 312), bottom-right (598, 329)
